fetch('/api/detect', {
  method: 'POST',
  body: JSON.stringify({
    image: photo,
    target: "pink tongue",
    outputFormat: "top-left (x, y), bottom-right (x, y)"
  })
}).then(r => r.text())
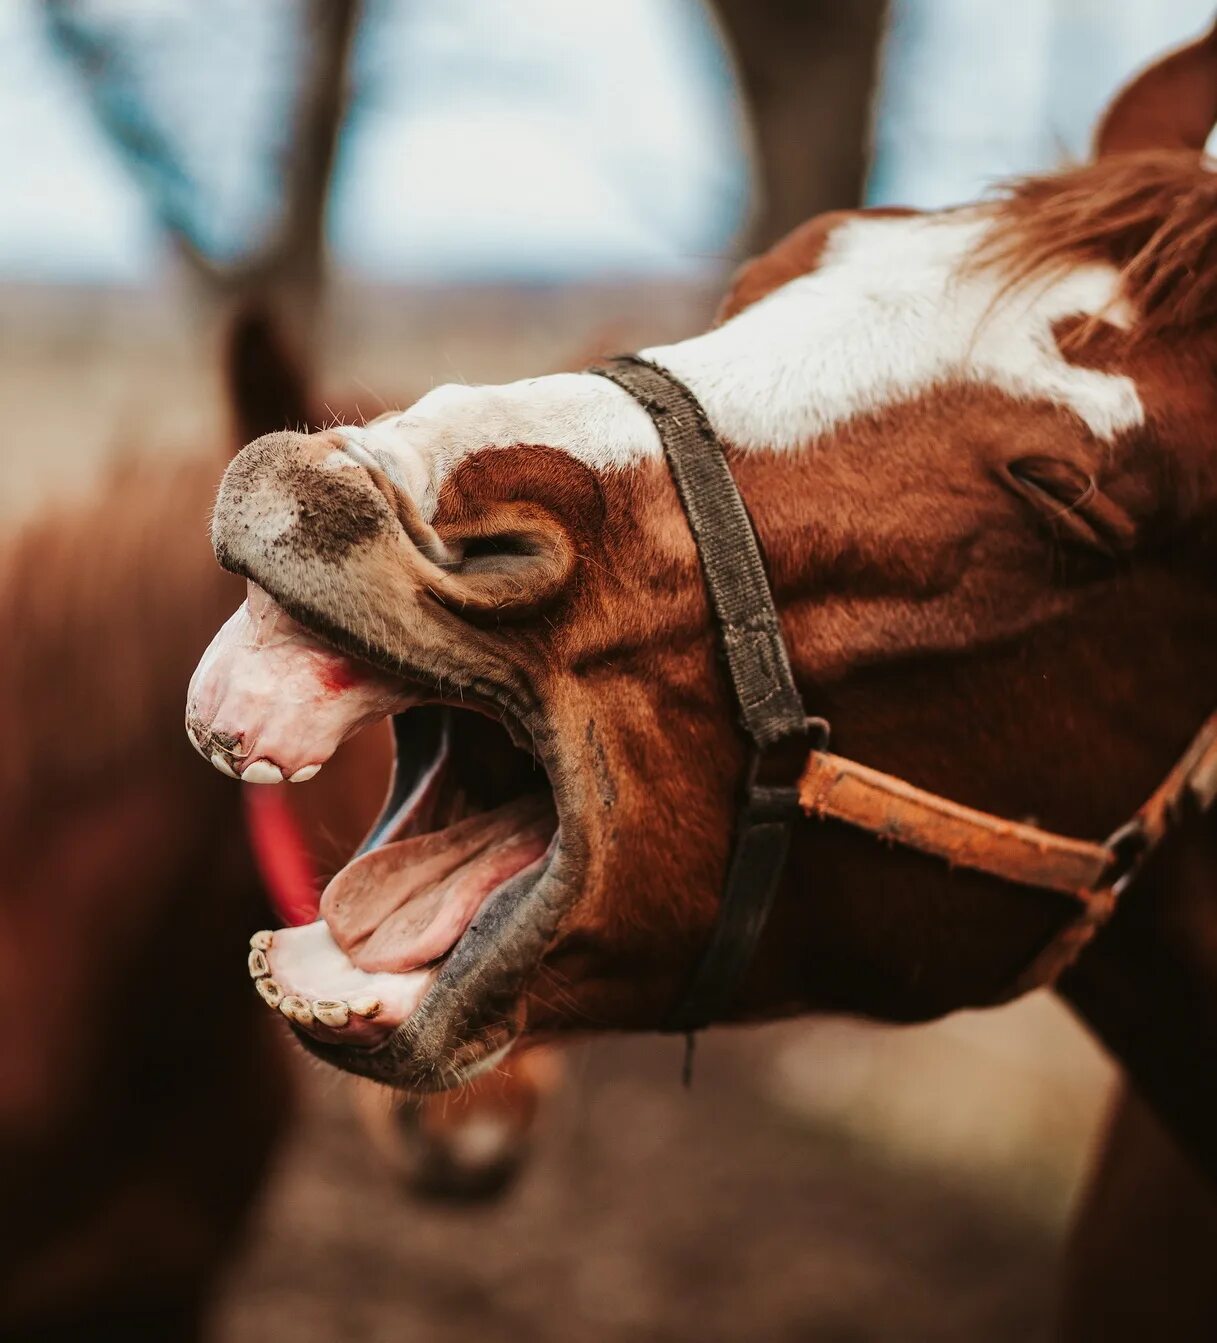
top-left (320, 794), bottom-right (555, 973)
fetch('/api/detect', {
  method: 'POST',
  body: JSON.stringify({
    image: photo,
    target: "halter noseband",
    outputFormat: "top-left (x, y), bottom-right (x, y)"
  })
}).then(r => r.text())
top-left (592, 355), bottom-right (1217, 1034)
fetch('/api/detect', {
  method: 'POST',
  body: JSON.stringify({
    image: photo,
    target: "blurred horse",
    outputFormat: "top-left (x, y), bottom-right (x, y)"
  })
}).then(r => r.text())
top-left (0, 411), bottom-right (282, 1338)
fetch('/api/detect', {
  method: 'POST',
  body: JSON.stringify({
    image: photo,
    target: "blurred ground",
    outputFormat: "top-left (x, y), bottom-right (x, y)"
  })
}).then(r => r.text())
top-left (213, 1024), bottom-right (1068, 1343)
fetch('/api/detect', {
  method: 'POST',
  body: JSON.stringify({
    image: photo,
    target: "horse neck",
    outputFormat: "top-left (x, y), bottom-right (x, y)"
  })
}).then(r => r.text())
top-left (1059, 808), bottom-right (1217, 1187)
top-left (747, 520), bottom-right (1217, 1178)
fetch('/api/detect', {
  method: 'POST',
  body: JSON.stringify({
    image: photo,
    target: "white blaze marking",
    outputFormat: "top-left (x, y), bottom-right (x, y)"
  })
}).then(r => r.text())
top-left (648, 212), bottom-right (1143, 448)
top-left (348, 211), bottom-right (1143, 518)
top-left (346, 375), bottom-right (658, 519)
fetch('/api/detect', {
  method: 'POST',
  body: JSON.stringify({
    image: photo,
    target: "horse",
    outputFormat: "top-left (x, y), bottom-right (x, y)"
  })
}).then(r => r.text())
top-left (0, 310), bottom-right (553, 1339)
top-left (186, 22), bottom-right (1217, 1336)
top-left (0, 433), bottom-right (285, 1339)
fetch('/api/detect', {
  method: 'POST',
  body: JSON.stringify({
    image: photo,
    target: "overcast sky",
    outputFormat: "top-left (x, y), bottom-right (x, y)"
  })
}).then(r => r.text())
top-left (3, 0), bottom-right (1216, 285)
top-left (869, 0), bottom-right (1217, 207)
top-left (0, 0), bottom-right (747, 284)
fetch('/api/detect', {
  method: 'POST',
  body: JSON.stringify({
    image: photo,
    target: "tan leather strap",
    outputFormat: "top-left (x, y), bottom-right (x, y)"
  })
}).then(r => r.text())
top-left (798, 710), bottom-right (1217, 993)
top-left (1134, 713), bottom-right (1217, 849)
top-left (798, 751), bottom-right (1114, 897)
top-left (591, 356), bottom-right (1217, 1012)
top-left (1005, 889), bottom-right (1117, 999)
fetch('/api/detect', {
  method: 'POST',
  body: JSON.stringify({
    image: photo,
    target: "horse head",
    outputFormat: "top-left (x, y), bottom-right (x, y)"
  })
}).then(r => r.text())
top-left (187, 25), bottom-right (1217, 1094)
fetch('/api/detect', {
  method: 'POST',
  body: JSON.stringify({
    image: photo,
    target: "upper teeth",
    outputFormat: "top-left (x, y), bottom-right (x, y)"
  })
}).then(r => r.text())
top-left (242, 760), bottom-right (284, 785)
top-left (210, 752), bottom-right (238, 779)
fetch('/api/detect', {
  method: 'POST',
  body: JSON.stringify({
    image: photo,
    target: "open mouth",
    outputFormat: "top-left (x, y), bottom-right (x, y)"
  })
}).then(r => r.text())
top-left (187, 584), bottom-right (562, 1083)
top-left (252, 707), bottom-right (557, 1048)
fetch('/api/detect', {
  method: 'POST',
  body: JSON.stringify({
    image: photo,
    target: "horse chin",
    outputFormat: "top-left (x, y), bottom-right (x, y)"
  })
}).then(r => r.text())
top-left (277, 853), bottom-right (570, 1094)
top-left (291, 991), bottom-right (529, 1093)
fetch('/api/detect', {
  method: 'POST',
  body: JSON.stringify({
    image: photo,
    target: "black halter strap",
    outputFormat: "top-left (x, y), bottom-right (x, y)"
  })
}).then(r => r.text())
top-left (590, 355), bottom-right (815, 1033)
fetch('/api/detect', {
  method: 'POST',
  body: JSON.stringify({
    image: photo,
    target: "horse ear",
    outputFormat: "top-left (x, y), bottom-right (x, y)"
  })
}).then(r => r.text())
top-left (1003, 456), bottom-right (1138, 558)
top-left (1094, 19), bottom-right (1217, 157)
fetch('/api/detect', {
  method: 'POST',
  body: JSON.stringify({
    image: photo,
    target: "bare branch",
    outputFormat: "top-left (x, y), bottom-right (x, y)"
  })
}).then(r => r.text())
top-left (44, 0), bottom-right (361, 309)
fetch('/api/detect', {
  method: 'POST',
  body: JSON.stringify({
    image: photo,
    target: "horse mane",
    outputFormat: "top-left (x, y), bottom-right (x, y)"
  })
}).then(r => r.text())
top-left (979, 149), bottom-right (1217, 340)
top-left (0, 451), bottom-right (235, 808)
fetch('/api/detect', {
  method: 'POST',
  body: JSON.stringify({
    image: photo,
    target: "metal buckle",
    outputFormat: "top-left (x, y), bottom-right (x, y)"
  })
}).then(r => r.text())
top-left (743, 716), bottom-right (830, 823)
top-left (1099, 818), bottom-right (1150, 897)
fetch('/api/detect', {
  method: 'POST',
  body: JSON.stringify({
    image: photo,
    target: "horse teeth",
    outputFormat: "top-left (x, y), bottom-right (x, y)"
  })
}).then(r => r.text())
top-left (242, 760), bottom-right (284, 785)
top-left (280, 995), bottom-right (315, 1027)
top-left (248, 949), bottom-right (269, 978)
top-left (348, 995), bottom-right (382, 1020)
top-left (255, 977), bottom-right (284, 1008)
top-left (250, 930), bottom-right (274, 951)
top-left (289, 764), bottom-right (322, 783)
top-left (210, 751), bottom-right (238, 779)
top-left (313, 1000), bottom-right (350, 1029)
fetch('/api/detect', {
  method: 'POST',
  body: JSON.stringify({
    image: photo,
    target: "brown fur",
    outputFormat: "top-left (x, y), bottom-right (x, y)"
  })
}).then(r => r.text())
top-left (0, 455), bottom-right (238, 805)
top-left (0, 338), bottom-right (553, 1333)
top-left (1061, 1001), bottom-right (1217, 1340)
top-left (979, 150), bottom-right (1217, 342)
top-left (1095, 20), bottom-right (1217, 156)
top-left (0, 450), bottom-right (284, 1339)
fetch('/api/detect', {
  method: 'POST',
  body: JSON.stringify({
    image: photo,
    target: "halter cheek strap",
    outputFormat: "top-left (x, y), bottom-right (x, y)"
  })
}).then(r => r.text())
top-left (592, 354), bottom-right (1217, 1034)
top-left (591, 355), bottom-right (812, 1034)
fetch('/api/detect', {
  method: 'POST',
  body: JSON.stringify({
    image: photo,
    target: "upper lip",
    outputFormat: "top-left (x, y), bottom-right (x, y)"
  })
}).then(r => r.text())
top-left (262, 580), bottom-right (541, 733)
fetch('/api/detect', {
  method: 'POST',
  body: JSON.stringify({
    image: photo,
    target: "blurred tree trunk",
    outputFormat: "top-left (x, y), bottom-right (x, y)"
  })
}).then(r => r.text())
top-left (714, 0), bottom-right (889, 252)
top-left (235, 0), bottom-right (360, 324)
